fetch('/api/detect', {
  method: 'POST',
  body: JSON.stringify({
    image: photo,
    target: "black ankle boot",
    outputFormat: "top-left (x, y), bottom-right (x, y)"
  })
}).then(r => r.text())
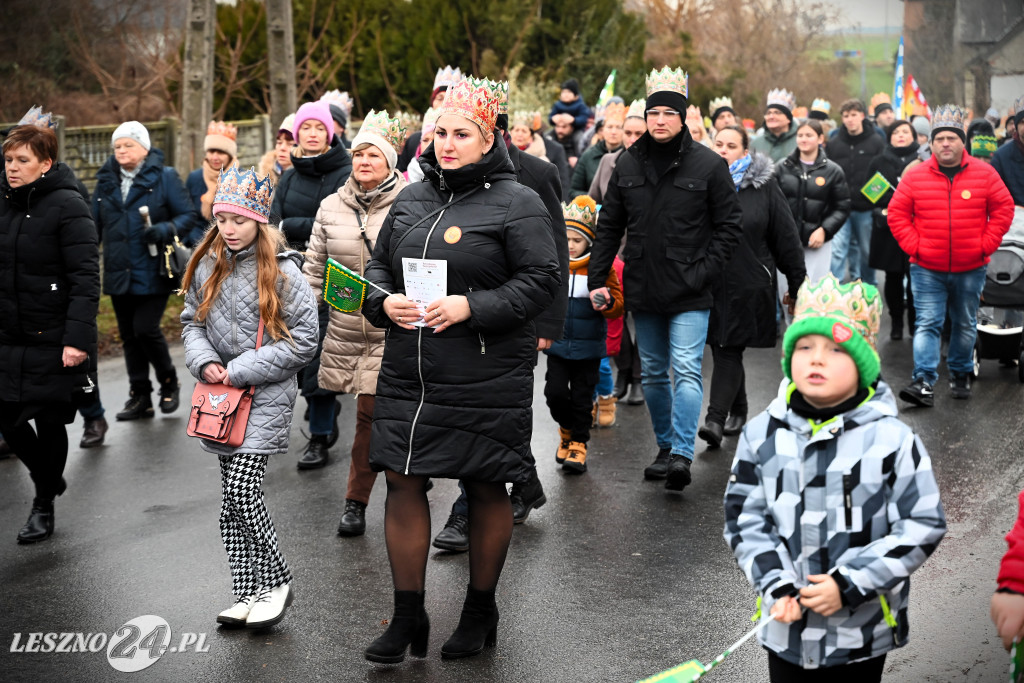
top-left (441, 586), bottom-right (498, 659)
top-left (17, 498), bottom-right (54, 544)
top-left (613, 372), bottom-right (629, 399)
top-left (365, 590), bottom-right (429, 663)
top-left (297, 434), bottom-right (329, 470)
top-left (116, 390), bottom-right (154, 421)
top-left (158, 376), bottom-right (180, 414)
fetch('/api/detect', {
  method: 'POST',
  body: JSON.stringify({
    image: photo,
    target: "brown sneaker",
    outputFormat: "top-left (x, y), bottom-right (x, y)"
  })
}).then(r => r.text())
top-left (597, 395), bottom-right (617, 427)
top-left (555, 427), bottom-right (571, 463)
top-left (562, 441), bottom-right (588, 473)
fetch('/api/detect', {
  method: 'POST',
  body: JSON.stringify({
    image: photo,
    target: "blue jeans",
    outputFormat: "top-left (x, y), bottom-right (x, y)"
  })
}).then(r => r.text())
top-left (308, 394), bottom-right (338, 436)
top-left (632, 310), bottom-right (710, 460)
top-left (909, 264), bottom-right (987, 384)
top-left (594, 357), bottom-right (614, 398)
top-left (830, 210), bottom-right (875, 285)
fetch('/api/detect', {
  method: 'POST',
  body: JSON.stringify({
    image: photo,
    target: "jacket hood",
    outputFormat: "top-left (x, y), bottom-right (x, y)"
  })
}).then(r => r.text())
top-left (766, 378), bottom-right (898, 434)
top-left (1, 162), bottom-right (80, 206)
top-left (290, 139), bottom-right (351, 177)
top-left (419, 131), bottom-right (516, 192)
top-left (739, 152), bottom-right (775, 190)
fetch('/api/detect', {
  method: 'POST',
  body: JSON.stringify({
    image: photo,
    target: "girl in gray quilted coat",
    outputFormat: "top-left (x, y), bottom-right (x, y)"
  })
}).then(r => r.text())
top-left (179, 167), bottom-right (318, 630)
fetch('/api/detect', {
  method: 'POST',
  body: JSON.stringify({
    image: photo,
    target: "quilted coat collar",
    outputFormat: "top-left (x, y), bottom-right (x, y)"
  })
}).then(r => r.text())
top-left (767, 378), bottom-right (898, 436)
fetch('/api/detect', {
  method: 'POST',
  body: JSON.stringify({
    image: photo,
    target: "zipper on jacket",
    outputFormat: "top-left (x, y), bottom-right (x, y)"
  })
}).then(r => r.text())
top-left (467, 287), bottom-right (485, 354)
top-left (404, 192), bottom-right (454, 475)
top-left (946, 174), bottom-right (953, 272)
top-left (843, 472), bottom-right (853, 529)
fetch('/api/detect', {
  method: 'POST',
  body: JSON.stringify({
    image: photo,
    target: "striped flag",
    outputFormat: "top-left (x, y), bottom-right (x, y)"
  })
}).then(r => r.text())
top-left (893, 35), bottom-right (905, 118)
top-left (906, 74), bottom-right (931, 118)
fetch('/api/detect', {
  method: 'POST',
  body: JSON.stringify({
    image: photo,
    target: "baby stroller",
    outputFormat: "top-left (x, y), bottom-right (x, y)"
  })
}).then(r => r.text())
top-left (976, 206), bottom-right (1024, 383)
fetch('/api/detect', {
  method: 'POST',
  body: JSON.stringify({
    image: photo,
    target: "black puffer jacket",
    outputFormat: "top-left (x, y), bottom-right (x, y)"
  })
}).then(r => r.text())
top-left (508, 141), bottom-right (568, 341)
top-left (271, 139), bottom-right (352, 249)
top-left (587, 129), bottom-right (744, 313)
top-left (825, 125), bottom-right (885, 212)
top-left (708, 153), bottom-right (806, 348)
top-left (775, 148), bottom-right (852, 245)
top-left (867, 141), bottom-right (920, 272)
top-left (363, 138), bottom-right (559, 483)
top-left (0, 163), bottom-right (99, 406)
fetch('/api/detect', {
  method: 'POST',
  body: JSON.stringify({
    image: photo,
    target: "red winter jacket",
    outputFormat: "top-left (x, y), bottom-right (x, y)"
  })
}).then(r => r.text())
top-left (888, 150), bottom-right (1014, 273)
top-left (997, 490), bottom-right (1024, 594)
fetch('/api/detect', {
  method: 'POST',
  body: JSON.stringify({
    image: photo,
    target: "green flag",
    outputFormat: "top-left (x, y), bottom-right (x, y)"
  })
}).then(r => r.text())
top-left (323, 258), bottom-right (391, 313)
top-left (596, 70), bottom-right (617, 108)
top-left (860, 171), bottom-right (893, 204)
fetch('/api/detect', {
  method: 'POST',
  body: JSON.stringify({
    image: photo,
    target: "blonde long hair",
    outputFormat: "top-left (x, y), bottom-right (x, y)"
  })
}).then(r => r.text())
top-left (179, 223), bottom-right (294, 342)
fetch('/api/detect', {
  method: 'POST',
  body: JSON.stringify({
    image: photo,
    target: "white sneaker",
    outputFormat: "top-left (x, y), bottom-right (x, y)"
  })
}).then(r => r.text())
top-left (245, 583), bottom-right (294, 629)
top-left (216, 595), bottom-right (255, 627)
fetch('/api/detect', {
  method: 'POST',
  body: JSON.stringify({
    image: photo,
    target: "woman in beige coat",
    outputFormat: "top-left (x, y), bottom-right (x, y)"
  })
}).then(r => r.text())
top-left (303, 110), bottom-right (408, 536)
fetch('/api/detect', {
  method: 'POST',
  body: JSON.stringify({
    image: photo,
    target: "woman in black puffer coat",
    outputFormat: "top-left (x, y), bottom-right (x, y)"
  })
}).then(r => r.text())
top-left (702, 126), bottom-right (806, 446)
top-left (269, 100), bottom-right (353, 469)
top-left (774, 119), bottom-right (851, 313)
top-left (361, 82), bottom-right (559, 664)
top-left (0, 126), bottom-right (99, 543)
top-left (867, 120), bottom-right (921, 339)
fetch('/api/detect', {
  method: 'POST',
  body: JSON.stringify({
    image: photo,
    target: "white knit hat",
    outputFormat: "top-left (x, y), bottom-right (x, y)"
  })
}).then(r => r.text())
top-left (111, 121), bottom-right (151, 151)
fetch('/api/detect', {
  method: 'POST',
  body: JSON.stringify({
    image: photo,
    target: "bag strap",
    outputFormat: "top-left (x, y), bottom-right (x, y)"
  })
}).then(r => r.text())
top-left (243, 318), bottom-right (266, 397)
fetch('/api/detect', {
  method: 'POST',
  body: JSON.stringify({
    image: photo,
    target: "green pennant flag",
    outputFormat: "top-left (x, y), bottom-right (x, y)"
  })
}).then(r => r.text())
top-left (323, 258), bottom-right (393, 313)
top-left (861, 171), bottom-right (893, 204)
top-left (596, 70), bottom-right (617, 108)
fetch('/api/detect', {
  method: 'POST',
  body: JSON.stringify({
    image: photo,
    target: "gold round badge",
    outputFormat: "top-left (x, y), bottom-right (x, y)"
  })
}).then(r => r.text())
top-left (444, 226), bottom-right (462, 244)
top-left (815, 177), bottom-right (826, 186)
top-left (961, 190), bottom-right (971, 200)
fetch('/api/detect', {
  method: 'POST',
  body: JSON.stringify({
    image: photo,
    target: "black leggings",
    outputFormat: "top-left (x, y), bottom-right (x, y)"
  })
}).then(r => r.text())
top-left (0, 402), bottom-right (69, 501)
top-left (111, 293), bottom-right (177, 394)
top-left (768, 650), bottom-right (886, 682)
top-left (883, 268), bottom-right (914, 331)
top-left (706, 345), bottom-right (747, 426)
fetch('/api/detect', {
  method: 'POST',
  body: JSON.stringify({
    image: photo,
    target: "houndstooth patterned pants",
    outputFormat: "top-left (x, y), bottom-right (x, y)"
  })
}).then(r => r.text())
top-left (219, 453), bottom-right (292, 598)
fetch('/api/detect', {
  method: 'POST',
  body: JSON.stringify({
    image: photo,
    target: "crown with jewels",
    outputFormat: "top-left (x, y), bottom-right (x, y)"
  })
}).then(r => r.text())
top-left (563, 195), bottom-right (598, 241)
top-left (466, 76), bottom-right (510, 115)
top-left (206, 120), bottom-right (238, 140)
top-left (646, 66), bottom-right (688, 98)
top-left (626, 99), bottom-right (646, 119)
top-left (766, 88), bottom-right (796, 113)
top-left (433, 65), bottom-right (464, 92)
top-left (320, 90), bottom-right (354, 116)
top-left (600, 102), bottom-right (627, 125)
top-left (509, 110), bottom-right (540, 130)
top-left (18, 105), bottom-right (56, 129)
top-left (439, 79), bottom-right (501, 131)
top-left (357, 109), bottom-right (407, 153)
top-left (811, 98), bottom-right (831, 115)
top-left (212, 167), bottom-right (274, 222)
top-left (1014, 95), bottom-right (1024, 117)
top-left (931, 104), bottom-right (966, 132)
top-left (709, 96), bottom-right (733, 114)
top-left (791, 274), bottom-right (881, 351)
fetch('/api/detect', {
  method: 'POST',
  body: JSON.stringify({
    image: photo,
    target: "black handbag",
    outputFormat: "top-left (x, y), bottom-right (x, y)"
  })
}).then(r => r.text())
top-left (163, 235), bottom-right (191, 283)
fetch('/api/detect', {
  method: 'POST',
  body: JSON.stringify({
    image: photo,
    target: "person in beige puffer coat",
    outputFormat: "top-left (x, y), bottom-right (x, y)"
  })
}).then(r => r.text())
top-left (303, 110), bottom-right (408, 537)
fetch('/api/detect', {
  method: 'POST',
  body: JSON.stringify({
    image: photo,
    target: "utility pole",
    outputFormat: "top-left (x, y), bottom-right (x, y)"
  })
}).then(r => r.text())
top-left (179, 0), bottom-right (216, 178)
top-left (266, 0), bottom-right (297, 127)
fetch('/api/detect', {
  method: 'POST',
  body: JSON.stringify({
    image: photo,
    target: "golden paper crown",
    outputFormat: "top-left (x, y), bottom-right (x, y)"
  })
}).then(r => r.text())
top-left (626, 99), bottom-right (646, 119)
top-left (320, 90), bottom-right (354, 116)
top-left (510, 110), bottom-right (541, 130)
top-left (439, 79), bottom-right (501, 132)
top-left (602, 102), bottom-right (627, 125)
top-left (685, 105), bottom-right (703, 124)
top-left (869, 92), bottom-right (892, 111)
top-left (791, 274), bottom-right (881, 351)
top-left (562, 195), bottom-right (598, 239)
top-left (811, 98), bottom-right (831, 115)
top-left (466, 76), bottom-right (510, 115)
top-left (932, 104), bottom-right (966, 132)
top-left (433, 65), bottom-right (464, 92)
top-left (18, 105), bottom-right (55, 129)
top-left (206, 120), bottom-right (238, 141)
top-left (357, 109), bottom-right (408, 153)
top-left (213, 167), bottom-right (274, 222)
top-left (709, 96), bottom-right (733, 114)
top-left (766, 88), bottom-right (796, 113)
top-left (646, 66), bottom-right (689, 98)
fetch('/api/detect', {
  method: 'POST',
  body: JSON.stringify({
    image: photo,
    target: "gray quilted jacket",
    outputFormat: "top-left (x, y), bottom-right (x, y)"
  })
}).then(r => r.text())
top-left (723, 380), bottom-right (946, 669)
top-left (181, 243), bottom-right (319, 456)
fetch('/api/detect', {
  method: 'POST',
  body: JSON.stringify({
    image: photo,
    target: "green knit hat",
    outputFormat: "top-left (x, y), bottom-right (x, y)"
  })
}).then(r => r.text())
top-left (782, 274), bottom-right (882, 388)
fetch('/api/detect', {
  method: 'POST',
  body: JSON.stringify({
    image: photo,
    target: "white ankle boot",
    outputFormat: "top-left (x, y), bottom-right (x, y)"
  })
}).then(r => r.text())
top-left (217, 595), bottom-right (255, 627)
top-left (246, 583), bottom-right (293, 629)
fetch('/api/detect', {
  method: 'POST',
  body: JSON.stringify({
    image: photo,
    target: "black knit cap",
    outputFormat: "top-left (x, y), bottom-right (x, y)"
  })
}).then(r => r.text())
top-left (766, 104), bottom-right (793, 123)
top-left (647, 90), bottom-right (688, 115)
top-left (561, 78), bottom-right (580, 96)
top-left (711, 106), bottom-right (736, 124)
top-left (328, 104), bottom-right (347, 130)
top-left (873, 102), bottom-right (894, 117)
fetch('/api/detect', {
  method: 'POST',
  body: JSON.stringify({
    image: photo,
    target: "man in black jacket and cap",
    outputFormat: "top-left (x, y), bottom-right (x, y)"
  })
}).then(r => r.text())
top-left (588, 66), bottom-right (743, 493)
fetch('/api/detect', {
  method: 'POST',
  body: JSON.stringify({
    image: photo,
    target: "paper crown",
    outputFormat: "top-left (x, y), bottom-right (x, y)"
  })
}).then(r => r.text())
top-left (646, 67), bottom-right (689, 98)
top-left (626, 99), bottom-right (647, 119)
top-left (1014, 95), bottom-right (1024, 116)
top-left (870, 92), bottom-right (892, 109)
top-left (563, 195), bottom-right (598, 241)
top-left (599, 102), bottom-right (627, 125)
top-left (356, 109), bottom-right (407, 153)
top-left (709, 96), bottom-right (733, 114)
top-left (465, 76), bottom-right (510, 115)
top-left (811, 98), bottom-right (831, 114)
top-left (206, 120), bottom-right (238, 141)
top-left (970, 135), bottom-right (998, 158)
top-left (932, 104), bottom-right (966, 132)
top-left (320, 90), bottom-right (354, 116)
top-left (18, 105), bottom-right (55, 129)
top-left (439, 79), bottom-right (501, 132)
top-left (766, 88), bottom-right (796, 113)
top-left (685, 105), bottom-right (703, 124)
top-left (433, 65), bottom-right (464, 92)
top-left (509, 110), bottom-right (541, 130)
top-left (212, 167), bottom-right (274, 223)
top-left (783, 274), bottom-right (882, 388)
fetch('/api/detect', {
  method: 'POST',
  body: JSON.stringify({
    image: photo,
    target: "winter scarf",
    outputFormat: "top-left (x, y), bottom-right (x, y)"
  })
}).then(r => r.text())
top-left (729, 153), bottom-right (752, 190)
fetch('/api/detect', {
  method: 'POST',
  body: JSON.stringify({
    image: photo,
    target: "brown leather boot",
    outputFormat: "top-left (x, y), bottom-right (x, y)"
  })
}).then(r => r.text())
top-left (555, 427), bottom-right (571, 463)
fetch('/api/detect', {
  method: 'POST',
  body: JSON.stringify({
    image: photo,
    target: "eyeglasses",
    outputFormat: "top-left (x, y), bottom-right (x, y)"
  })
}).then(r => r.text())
top-left (645, 109), bottom-right (681, 119)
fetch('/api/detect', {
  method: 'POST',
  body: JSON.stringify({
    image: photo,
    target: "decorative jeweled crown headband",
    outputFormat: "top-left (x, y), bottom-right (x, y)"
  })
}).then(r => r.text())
top-left (206, 120), bottom-right (238, 140)
top-left (433, 66), bottom-right (464, 92)
top-left (18, 105), bottom-right (55, 129)
top-left (811, 98), bottom-right (831, 114)
top-left (213, 167), bottom-right (274, 222)
top-left (791, 273), bottom-right (881, 351)
top-left (766, 88), bottom-right (796, 112)
top-left (439, 79), bottom-right (501, 132)
top-left (626, 99), bottom-right (647, 119)
top-left (320, 90), bottom-right (354, 116)
top-left (932, 104), bottom-right (966, 132)
top-left (358, 109), bottom-right (408, 153)
top-left (709, 96), bottom-right (733, 113)
top-left (646, 66), bottom-right (689, 98)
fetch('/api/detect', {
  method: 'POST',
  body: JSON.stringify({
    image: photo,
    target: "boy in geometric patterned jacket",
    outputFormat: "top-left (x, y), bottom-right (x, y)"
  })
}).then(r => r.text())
top-left (724, 274), bottom-right (947, 681)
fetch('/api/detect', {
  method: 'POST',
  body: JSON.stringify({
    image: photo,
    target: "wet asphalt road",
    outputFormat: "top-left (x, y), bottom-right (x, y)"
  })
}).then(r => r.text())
top-left (0, 315), bottom-right (1022, 682)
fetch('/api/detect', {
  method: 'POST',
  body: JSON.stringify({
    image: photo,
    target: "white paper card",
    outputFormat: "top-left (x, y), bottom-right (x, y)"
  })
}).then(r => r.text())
top-left (402, 258), bottom-right (447, 326)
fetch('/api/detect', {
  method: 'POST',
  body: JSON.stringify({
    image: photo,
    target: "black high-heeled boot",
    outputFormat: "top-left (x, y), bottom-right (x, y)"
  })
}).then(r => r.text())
top-left (440, 585), bottom-right (498, 659)
top-left (17, 498), bottom-right (55, 544)
top-left (365, 590), bottom-right (429, 663)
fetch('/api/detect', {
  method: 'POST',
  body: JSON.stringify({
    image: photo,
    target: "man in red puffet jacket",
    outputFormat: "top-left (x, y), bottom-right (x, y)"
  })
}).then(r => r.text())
top-left (888, 104), bottom-right (1014, 406)
top-left (992, 490), bottom-right (1024, 651)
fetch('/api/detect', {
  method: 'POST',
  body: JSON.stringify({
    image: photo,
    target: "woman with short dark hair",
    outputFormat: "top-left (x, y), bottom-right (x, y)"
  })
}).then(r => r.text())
top-left (0, 125), bottom-right (100, 543)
